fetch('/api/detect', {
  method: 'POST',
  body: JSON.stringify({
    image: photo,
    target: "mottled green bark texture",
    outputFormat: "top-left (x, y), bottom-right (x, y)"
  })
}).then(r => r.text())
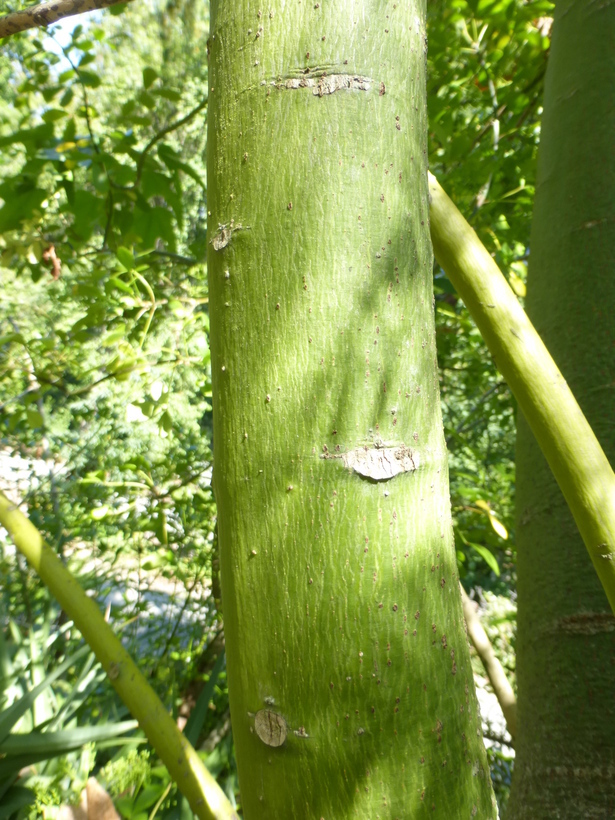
top-left (508, 0), bottom-right (615, 816)
top-left (206, 3), bottom-right (496, 818)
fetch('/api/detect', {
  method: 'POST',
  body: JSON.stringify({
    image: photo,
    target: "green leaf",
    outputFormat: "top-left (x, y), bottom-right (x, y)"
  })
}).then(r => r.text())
top-left (470, 544), bottom-right (501, 576)
top-left (139, 90), bottom-right (157, 110)
top-left (91, 505), bottom-right (109, 520)
top-left (489, 515), bottom-right (509, 540)
top-left (77, 70), bottom-right (102, 88)
top-left (153, 87), bottom-right (182, 102)
top-left (0, 333), bottom-right (25, 347)
top-left (132, 782), bottom-right (167, 813)
top-left (158, 144), bottom-right (205, 188)
top-left (141, 169), bottom-right (177, 202)
top-left (60, 87), bottom-right (74, 107)
top-left (132, 207), bottom-right (176, 251)
top-left (509, 262), bottom-right (527, 297)
top-left (42, 108), bottom-right (67, 124)
top-left (42, 86), bottom-right (60, 102)
top-left (141, 550), bottom-right (168, 571)
top-left (25, 408), bottom-right (43, 429)
top-left (0, 785), bottom-right (35, 818)
top-left (75, 38), bottom-right (94, 51)
top-left (121, 99), bottom-right (137, 118)
top-left (474, 500), bottom-right (509, 540)
top-left (143, 67), bottom-right (159, 89)
top-left (0, 123), bottom-right (54, 149)
top-left (69, 189), bottom-right (106, 239)
top-left (117, 247), bottom-right (135, 270)
top-left (159, 410), bottom-right (173, 432)
top-left (0, 646), bottom-right (89, 744)
top-left (183, 651), bottom-right (225, 747)
top-left (0, 188), bottom-right (47, 233)
top-left (105, 324), bottom-right (127, 345)
top-left (0, 721), bottom-right (138, 757)
top-left (108, 276), bottom-right (134, 294)
top-left (139, 400), bottom-right (155, 417)
top-left (0, 722), bottom-right (138, 781)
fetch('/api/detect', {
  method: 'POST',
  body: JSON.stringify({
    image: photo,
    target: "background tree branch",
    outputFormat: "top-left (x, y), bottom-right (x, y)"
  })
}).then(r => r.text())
top-left (460, 583), bottom-right (517, 739)
top-left (0, 0), bottom-right (134, 39)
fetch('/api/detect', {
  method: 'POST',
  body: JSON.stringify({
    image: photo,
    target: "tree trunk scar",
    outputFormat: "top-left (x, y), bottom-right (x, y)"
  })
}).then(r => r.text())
top-left (211, 222), bottom-right (251, 251)
top-left (272, 73), bottom-right (373, 96)
top-left (254, 709), bottom-right (288, 747)
top-left (322, 444), bottom-right (419, 481)
top-left (550, 612), bottom-right (615, 635)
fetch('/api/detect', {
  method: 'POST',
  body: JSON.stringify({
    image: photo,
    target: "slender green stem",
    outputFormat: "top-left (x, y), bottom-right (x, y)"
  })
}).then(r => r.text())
top-left (132, 269), bottom-right (156, 349)
top-left (460, 584), bottom-right (516, 739)
top-left (0, 490), bottom-right (238, 820)
top-left (428, 173), bottom-right (615, 613)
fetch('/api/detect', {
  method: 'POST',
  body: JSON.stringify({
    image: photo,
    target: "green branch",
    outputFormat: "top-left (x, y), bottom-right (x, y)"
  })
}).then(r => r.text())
top-left (460, 584), bottom-right (516, 739)
top-left (0, 490), bottom-right (238, 820)
top-left (429, 173), bottom-right (615, 614)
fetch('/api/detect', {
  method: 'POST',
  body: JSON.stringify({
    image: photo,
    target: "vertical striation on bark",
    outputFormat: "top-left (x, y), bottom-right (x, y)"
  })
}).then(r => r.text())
top-left (207, 2), bottom-right (495, 817)
top-left (508, 0), bottom-right (615, 816)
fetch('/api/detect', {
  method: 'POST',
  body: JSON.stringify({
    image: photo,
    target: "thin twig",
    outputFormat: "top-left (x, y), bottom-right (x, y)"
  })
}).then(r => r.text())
top-left (445, 382), bottom-right (506, 446)
top-left (460, 584), bottom-right (517, 738)
top-left (0, 0), bottom-right (135, 39)
top-left (150, 250), bottom-right (199, 266)
top-left (131, 269), bottom-right (156, 349)
top-left (132, 96), bottom-right (208, 189)
top-left (483, 728), bottom-right (514, 749)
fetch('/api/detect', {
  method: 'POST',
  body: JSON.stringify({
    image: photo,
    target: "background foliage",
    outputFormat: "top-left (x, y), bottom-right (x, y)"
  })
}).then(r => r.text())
top-left (0, 0), bottom-right (552, 814)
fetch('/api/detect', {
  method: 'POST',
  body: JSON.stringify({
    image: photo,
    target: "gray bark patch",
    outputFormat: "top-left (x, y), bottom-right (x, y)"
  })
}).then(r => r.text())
top-left (254, 709), bottom-right (287, 747)
top-left (338, 445), bottom-right (418, 481)
top-left (211, 223), bottom-right (249, 251)
top-left (552, 612), bottom-right (615, 635)
top-left (273, 74), bottom-right (372, 97)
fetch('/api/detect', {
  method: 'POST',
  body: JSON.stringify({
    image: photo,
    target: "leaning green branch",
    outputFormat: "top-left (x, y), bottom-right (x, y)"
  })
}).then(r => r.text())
top-left (0, 490), bottom-right (238, 820)
top-left (0, 0), bottom-right (135, 39)
top-left (460, 584), bottom-right (516, 739)
top-left (429, 173), bottom-right (615, 614)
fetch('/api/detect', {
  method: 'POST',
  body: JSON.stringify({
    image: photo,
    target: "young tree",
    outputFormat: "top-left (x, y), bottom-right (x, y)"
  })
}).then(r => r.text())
top-left (206, 1), bottom-right (496, 817)
top-left (508, 0), bottom-right (615, 815)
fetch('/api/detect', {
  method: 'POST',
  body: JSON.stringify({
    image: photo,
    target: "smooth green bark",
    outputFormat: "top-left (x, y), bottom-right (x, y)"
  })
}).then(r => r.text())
top-left (207, 3), bottom-right (495, 818)
top-left (429, 174), bottom-right (615, 613)
top-left (507, 0), bottom-right (615, 816)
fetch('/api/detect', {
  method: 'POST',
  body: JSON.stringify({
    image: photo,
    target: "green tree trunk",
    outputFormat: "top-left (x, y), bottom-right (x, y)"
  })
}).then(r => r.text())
top-left (207, 3), bottom-right (495, 817)
top-left (508, 0), bottom-right (615, 816)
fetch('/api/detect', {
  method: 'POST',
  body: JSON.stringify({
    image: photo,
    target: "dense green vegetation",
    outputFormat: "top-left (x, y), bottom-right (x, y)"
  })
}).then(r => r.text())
top-left (0, 0), bottom-right (582, 816)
